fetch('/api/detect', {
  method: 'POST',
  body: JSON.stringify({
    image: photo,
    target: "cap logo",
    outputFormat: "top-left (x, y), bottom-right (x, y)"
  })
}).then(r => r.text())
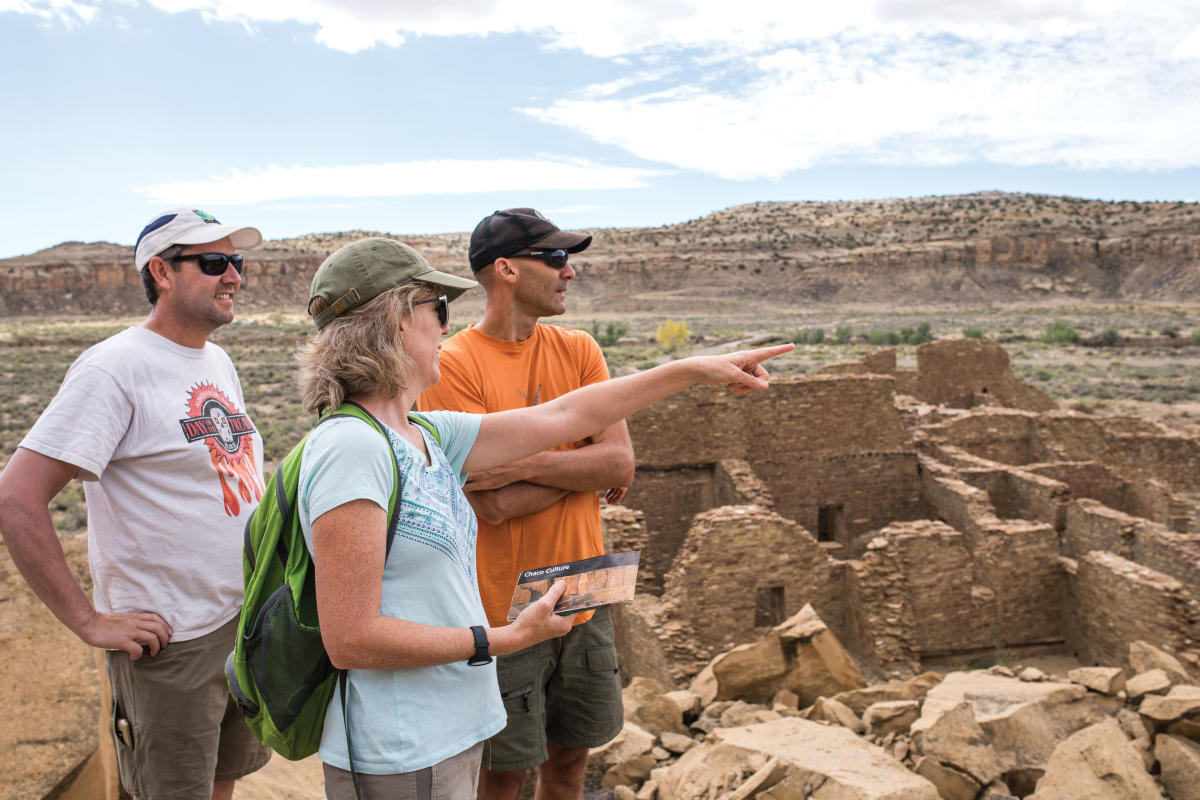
top-left (194, 209), bottom-right (220, 224)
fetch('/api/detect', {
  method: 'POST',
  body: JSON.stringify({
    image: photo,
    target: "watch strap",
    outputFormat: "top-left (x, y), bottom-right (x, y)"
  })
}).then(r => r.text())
top-left (468, 625), bottom-right (493, 666)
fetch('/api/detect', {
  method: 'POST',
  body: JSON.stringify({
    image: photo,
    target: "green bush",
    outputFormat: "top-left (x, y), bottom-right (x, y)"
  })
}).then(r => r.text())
top-left (835, 326), bottom-right (853, 345)
top-left (913, 321), bottom-right (934, 344)
top-left (1192, 330), bottom-right (1200, 346)
top-left (1099, 327), bottom-right (1122, 347)
top-left (589, 320), bottom-right (629, 347)
top-left (963, 327), bottom-right (985, 339)
top-left (807, 328), bottom-right (825, 345)
top-left (867, 329), bottom-right (900, 346)
top-left (1042, 320), bottom-right (1078, 345)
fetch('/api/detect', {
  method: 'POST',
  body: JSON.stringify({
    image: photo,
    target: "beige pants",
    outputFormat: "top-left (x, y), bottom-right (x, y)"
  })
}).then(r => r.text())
top-left (105, 615), bottom-right (271, 799)
top-left (322, 742), bottom-right (483, 800)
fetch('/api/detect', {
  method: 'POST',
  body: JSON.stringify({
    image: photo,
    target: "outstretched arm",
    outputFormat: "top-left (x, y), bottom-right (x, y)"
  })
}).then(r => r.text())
top-left (0, 448), bottom-right (172, 659)
top-left (464, 344), bottom-right (793, 474)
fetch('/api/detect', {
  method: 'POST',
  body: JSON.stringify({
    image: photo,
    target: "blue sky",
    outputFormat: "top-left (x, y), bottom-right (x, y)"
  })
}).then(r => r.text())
top-left (2, 0), bottom-right (1198, 259)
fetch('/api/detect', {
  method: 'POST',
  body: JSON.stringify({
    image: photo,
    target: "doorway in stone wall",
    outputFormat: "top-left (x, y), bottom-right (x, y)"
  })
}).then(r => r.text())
top-left (818, 503), bottom-right (845, 543)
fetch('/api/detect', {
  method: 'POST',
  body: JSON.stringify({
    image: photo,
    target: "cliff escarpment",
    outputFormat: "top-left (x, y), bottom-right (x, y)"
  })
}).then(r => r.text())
top-left (3, 192), bottom-right (1197, 317)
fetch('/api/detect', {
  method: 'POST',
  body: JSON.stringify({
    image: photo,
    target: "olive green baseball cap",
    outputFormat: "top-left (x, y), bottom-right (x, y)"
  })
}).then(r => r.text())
top-left (308, 237), bottom-right (477, 329)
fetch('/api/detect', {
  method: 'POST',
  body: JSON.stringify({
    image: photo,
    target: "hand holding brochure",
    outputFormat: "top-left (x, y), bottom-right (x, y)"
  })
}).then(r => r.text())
top-left (506, 551), bottom-right (641, 621)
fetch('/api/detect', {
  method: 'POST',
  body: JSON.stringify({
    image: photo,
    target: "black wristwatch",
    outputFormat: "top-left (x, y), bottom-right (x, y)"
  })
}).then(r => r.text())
top-left (468, 625), bottom-right (493, 666)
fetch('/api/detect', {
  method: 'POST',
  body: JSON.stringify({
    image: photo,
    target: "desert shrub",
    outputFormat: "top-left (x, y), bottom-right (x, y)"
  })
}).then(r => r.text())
top-left (1099, 327), bottom-right (1122, 347)
top-left (835, 326), bottom-right (853, 345)
top-left (589, 320), bottom-right (629, 347)
top-left (1161, 326), bottom-right (1179, 338)
top-left (807, 328), bottom-right (825, 345)
top-left (867, 329), bottom-right (899, 346)
top-left (963, 326), bottom-right (985, 339)
top-left (656, 319), bottom-right (690, 351)
top-left (1042, 320), bottom-right (1078, 345)
top-left (912, 321), bottom-right (934, 344)
top-left (1192, 330), bottom-right (1200, 346)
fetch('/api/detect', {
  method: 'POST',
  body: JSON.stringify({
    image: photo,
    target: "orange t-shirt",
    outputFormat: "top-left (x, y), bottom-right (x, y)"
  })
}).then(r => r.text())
top-left (418, 323), bottom-right (611, 627)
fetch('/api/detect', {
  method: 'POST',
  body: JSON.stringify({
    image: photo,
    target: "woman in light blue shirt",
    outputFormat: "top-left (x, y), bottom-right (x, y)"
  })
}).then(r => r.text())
top-left (296, 237), bottom-right (790, 799)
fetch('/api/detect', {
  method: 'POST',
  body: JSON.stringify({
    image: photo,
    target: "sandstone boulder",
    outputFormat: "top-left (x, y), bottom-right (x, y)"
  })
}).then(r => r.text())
top-left (659, 731), bottom-right (697, 755)
top-left (710, 632), bottom-right (788, 703)
top-left (1068, 666), bottom-right (1126, 695)
top-left (587, 721), bottom-right (655, 789)
top-left (694, 717), bottom-right (940, 799)
top-left (1138, 685), bottom-right (1200, 728)
top-left (663, 689), bottom-right (701, 720)
top-left (1127, 669), bottom-right (1172, 700)
top-left (623, 677), bottom-right (687, 736)
top-left (1130, 640), bottom-right (1194, 686)
top-left (774, 604), bottom-right (867, 707)
top-left (1155, 733), bottom-right (1200, 800)
top-left (805, 696), bottom-right (865, 734)
top-left (913, 756), bottom-right (981, 800)
top-left (911, 702), bottom-right (1004, 785)
top-left (603, 755), bottom-right (656, 790)
top-left (864, 700), bottom-right (921, 737)
top-left (1026, 719), bottom-right (1159, 800)
top-left (833, 672), bottom-right (943, 716)
top-left (912, 671), bottom-right (1118, 775)
top-left (654, 742), bottom-right (777, 800)
top-left (689, 663), bottom-right (718, 707)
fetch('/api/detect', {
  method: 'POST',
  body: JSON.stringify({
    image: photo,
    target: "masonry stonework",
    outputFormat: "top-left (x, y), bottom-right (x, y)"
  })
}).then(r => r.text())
top-left (606, 340), bottom-right (1200, 687)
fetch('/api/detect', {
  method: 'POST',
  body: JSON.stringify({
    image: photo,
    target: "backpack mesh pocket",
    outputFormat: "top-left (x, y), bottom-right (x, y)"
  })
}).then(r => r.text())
top-left (245, 584), bottom-right (335, 732)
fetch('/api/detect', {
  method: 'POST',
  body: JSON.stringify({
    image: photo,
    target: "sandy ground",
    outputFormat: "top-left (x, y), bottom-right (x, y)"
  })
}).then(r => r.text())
top-left (0, 534), bottom-right (329, 800)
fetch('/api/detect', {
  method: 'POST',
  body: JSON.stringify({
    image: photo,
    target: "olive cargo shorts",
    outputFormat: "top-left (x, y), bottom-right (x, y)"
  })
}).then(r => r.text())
top-left (482, 606), bottom-right (624, 771)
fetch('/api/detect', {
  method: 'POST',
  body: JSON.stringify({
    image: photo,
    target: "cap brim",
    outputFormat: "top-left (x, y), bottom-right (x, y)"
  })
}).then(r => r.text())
top-left (172, 225), bottom-right (263, 251)
top-left (413, 266), bottom-right (479, 301)
top-left (531, 231), bottom-right (591, 254)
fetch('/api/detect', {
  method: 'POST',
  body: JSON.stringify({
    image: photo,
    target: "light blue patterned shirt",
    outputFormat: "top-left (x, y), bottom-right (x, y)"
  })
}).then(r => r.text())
top-left (298, 410), bottom-right (503, 774)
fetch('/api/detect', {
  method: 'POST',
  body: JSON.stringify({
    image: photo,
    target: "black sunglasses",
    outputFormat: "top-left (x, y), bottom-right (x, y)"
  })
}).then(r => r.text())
top-left (509, 249), bottom-right (569, 269)
top-left (414, 294), bottom-right (449, 326)
top-left (173, 252), bottom-right (244, 276)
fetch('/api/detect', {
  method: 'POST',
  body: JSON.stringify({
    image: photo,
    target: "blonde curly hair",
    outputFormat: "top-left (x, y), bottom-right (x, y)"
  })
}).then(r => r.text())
top-left (297, 281), bottom-right (438, 414)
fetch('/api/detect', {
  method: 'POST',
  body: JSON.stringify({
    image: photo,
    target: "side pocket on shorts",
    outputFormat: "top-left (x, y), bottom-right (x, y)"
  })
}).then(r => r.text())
top-left (499, 681), bottom-right (534, 714)
top-left (111, 696), bottom-right (138, 796)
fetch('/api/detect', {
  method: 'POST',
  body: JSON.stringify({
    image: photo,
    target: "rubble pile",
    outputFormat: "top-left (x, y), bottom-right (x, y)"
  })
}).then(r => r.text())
top-left (591, 606), bottom-right (1200, 800)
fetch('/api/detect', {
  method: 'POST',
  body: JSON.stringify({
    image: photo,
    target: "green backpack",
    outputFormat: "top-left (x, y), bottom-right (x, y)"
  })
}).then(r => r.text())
top-left (225, 401), bottom-right (439, 761)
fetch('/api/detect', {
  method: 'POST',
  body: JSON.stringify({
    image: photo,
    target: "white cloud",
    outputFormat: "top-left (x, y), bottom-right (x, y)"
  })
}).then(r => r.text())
top-left (10, 0), bottom-right (1200, 176)
top-left (133, 157), bottom-right (664, 205)
top-left (1, 0), bottom-right (97, 24)
top-left (1175, 25), bottom-right (1200, 59)
top-left (523, 12), bottom-right (1200, 178)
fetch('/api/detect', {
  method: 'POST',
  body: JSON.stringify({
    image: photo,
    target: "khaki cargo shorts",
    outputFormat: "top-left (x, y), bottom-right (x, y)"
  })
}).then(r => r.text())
top-left (482, 606), bottom-right (624, 772)
top-left (105, 614), bottom-right (270, 799)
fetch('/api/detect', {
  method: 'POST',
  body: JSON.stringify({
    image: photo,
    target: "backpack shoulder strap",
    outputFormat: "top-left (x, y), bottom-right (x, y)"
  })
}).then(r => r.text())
top-left (323, 402), bottom-right (403, 560)
top-left (405, 411), bottom-right (441, 447)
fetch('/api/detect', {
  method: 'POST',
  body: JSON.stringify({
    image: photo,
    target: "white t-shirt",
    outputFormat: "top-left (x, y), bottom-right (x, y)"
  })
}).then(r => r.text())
top-left (21, 326), bottom-right (265, 641)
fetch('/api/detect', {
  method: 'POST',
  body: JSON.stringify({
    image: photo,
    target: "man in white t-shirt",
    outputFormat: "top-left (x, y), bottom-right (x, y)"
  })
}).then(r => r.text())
top-left (0, 209), bottom-right (272, 800)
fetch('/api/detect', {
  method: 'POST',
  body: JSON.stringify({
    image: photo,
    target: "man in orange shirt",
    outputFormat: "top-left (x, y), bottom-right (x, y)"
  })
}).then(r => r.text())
top-left (419, 208), bottom-right (634, 800)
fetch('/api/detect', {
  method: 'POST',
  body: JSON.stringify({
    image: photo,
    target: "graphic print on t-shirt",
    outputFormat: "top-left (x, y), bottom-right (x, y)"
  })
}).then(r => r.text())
top-left (178, 382), bottom-right (265, 516)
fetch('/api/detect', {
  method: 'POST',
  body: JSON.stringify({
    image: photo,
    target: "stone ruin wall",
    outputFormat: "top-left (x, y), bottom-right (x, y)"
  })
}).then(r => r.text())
top-left (610, 339), bottom-right (1200, 688)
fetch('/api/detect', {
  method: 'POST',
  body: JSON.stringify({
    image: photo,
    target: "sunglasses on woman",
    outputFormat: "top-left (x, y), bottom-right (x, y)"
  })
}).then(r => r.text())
top-left (509, 249), bottom-right (569, 269)
top-left (173, 252), bottom-right (245, 276)
top-left (414, 294), bottom-right (449, 326)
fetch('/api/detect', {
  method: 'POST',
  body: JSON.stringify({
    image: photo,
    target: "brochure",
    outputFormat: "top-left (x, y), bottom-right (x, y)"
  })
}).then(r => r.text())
top-left (506, 550), bottom-right (641, 620)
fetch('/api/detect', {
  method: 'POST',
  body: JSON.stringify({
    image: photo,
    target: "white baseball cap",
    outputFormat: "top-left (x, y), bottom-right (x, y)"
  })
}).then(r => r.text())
top-left (134, 208), bottom-right (262, 271)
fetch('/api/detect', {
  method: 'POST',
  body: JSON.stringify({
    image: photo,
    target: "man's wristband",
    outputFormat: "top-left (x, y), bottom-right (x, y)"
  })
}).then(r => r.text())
top-left (468, 625), bottom-right (493, 666)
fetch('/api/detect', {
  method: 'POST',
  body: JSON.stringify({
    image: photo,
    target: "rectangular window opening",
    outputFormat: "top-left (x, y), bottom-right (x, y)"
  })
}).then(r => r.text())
top-left (755, 585), bottom-right (786, 628)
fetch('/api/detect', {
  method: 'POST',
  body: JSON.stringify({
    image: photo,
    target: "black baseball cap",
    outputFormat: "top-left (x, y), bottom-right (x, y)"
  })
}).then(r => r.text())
top-left (468, 208), bottom-right (592, 273)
